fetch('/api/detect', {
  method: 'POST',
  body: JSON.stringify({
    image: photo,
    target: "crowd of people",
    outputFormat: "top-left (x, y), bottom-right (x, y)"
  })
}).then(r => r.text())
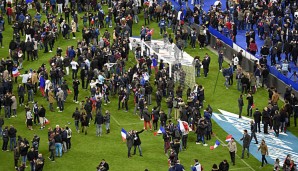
top-left (0, 0), bottom-right (296, 170)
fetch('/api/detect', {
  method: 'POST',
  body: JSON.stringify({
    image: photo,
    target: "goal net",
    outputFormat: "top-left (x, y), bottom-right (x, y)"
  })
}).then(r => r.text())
top-left (129, 37), bottom-right (196, 89)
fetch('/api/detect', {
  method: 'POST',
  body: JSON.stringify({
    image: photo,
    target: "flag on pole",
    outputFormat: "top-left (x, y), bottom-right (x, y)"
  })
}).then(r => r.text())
top-left (225, 135), bottom-right (233, 142)
top-left (178, 120), bottom-right (189, 134)
top-left (210, 140), bottom-right (220, 150)
top-left (121, 128), bottom-right (127, 142)
top-left (12, 67), bottom-right (20, 77)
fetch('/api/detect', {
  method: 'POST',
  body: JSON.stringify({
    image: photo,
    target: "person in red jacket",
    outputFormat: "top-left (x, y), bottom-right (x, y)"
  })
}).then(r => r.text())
top-left (6, 6), bottom-right (12, 25)
top-left (249, 40), bottom-right (258, 55)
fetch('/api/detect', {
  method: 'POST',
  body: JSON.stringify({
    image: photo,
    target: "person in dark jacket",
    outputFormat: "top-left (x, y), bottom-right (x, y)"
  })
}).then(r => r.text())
top-left (126, 130), bottom-right (133, 158)
top-left (152, 107), bottom-right (160, 130)
top-left (104, 110), bottom-right (110, 134)
top-left (54, 132), bottom-right (62, 157)
top-left (160, 110), bottom-right (167, 127)
top-left (240, 129), bottom-right (251, 159)
top-left (8, 125), bottom-right (17, 151)
top-left (61, 127), bottom-right (68, 153)
top-left (2, 126), bottom-right (9, 151)
top-left (273, 110), bottom-right (281, 137)
top-left (253, 108), bottom-right (261, 133)
top-left (219, 159), bottom-right (229, 171)
top-left (238, 94), bottom-right (244, 118)
top-left (25, 39), bottom-right (34, 61)
top-left (27, 147), bottom-right (37, 170)
top-left (202, 54), bottom-right (211, 78)
top-left (72, 107), bottom-right (81, 133)
top-left (14, 146), bottom-right (20, 168)
top-left (246, 92), bottom-right (253, 117)
top-left (143, 107), bottom-right (152, 130)
top-left (250, 120), bottom-right (258, 144)
top-left (48, 138), bottom-right (55, 161)
top-left (196, 119), bottom-right (207, 146)
top-left (133, 129), bottom-right (144, 156)
top-left (38, 105), bottom-right (46, 129)
top-left (97, 159), bottom-right (109, 171)
top-left (262, 107), bottom-right (270, 134)
top-left (73, 79), bottom-right (80, 103)
top-left (94, 111), bottom-right (104, 137)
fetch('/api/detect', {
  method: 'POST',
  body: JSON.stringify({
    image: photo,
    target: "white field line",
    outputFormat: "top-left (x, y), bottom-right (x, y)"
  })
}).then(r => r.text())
top-left (111, 115), bottom-right (142, 126)
top-left (215, 136), bottom-right (256, 171)
top-left (229, 167), bottom-right (250, 170)
top-left (111, 115), bottom-right (121, 126)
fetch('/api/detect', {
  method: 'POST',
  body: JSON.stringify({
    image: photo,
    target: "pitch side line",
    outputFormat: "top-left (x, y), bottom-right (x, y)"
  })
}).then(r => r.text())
top-left (111, 115), bottom-right (121, 126)
top-left (215, 136), bottom-right (256, 171)
top-left (229, 167), bottom-right (250, 170)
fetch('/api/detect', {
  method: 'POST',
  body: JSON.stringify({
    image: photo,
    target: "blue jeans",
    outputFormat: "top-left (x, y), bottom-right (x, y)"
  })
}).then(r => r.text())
top-left (225, 76), bottom-right (230, 88)
top-left (196, 67), bottom-right (200, 77)
top-left (197, 134), bottom-right (205, 144)
top-left (10, 137), bottom-right (16, 150)
top-left (4, 106), bottom-right (10, 118)
top-left (21, 155), bottom-right (27, 165)
top-left (30, 160), bottom-right (35, 171)
top-left (105, 123), bottom-right (110, 130)
top-left (28, 89), bottom-right (34, 102)
top-left (96, 124), bottom-right (102, 136)
top-left (133, 145), bottom-right (142, 155)
top-left (75, 120), bottom-right (79, 131)
top-left (55, 143), bottom-right (62, 157)
top-left (241, 146), bottom-right (249, 158)
top-left (58, 99), bottom-right (64, 111)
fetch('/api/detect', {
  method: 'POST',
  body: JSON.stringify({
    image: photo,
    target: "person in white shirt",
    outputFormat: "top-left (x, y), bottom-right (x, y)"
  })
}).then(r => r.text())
top-left (191, 159), bottom-right (202, 171)
top-left (232, 54), bottom-right (239, 70)
top-left (20, 70), bottom-right (30, 91)
top-left (70, 59), bottom-right (79, 79)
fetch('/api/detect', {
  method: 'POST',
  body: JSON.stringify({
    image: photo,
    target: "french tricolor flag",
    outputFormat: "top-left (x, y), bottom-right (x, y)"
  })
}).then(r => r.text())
top-left (121, 128), bottom-right (127, 142)
top-left (225, 135), bottom-right (233, 142)
top-left (210, 140), bottom-right (220, 150)
top-left (12, 67), bottom-right (20, 77)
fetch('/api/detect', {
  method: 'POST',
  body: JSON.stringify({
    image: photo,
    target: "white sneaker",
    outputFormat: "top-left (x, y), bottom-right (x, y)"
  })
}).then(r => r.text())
top-left (75, 101), bottom-right (79, 104)
top-left (11, 116), bottom-right (15, 118)
top-left (57, 107), bottom-right (60, 109)
top-left (49, 50), bottom-right (52, 52)
top-left (140, 118), bottom-right (144, 121)
top-left (196, 142), bottom-right (201, 145)
top-left (203, 144), bottom-right (208, 146)
top-left (72, 37), bottom-right (76, 39)
top-left (58, 110), bottom-right (62, 112)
